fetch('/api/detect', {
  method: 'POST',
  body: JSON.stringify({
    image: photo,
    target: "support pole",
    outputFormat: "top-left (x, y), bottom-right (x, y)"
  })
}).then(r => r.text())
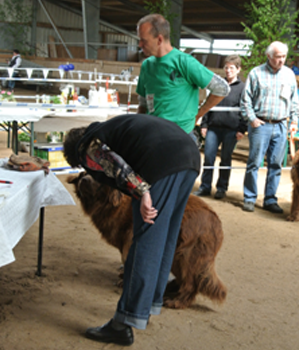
top-left (37, 0), bottom-right (73, 58)
top-left (30, 0), bottom-right (38, 56)
top-left (36, 207), bottom-right (45, 277)
top-left (81, 0), bottom-right (89, 59)
top-left (81, 0), bottom-right (100, 59)
top-left (170, 0), bottom-right (184, 49)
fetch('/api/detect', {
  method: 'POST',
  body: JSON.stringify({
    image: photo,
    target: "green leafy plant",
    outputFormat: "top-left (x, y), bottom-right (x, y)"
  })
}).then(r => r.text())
top-left (50, 95), bottom-right (62, 104)
top-left (241, 0), bottom-right (299, 77)
top-left (18, 132), bottom-right (30, 142)
top-left (0, 0), bottom-right (32, 54)
top-left (144, 0), bottom-right (178, 46)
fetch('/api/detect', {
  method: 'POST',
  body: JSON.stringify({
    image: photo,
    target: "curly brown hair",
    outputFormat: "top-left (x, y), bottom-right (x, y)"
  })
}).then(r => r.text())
top-left (63, 127), bottom-right (87, 168)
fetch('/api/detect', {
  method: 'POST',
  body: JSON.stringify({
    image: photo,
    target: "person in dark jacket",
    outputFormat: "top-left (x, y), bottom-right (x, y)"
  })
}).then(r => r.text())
top-left (194, 55), bottom-right (246, 199)
top-left (7, 49), bottom-right (22, 91)
top-left (63, 114), bottom-right (200, 346)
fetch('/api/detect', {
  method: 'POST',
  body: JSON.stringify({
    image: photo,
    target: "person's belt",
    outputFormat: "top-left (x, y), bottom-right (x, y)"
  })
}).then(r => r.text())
top-left (258, 117), bottom-right (286, 124)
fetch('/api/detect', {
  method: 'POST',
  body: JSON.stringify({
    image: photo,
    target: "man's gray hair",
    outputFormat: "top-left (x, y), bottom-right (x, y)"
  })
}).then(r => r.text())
top-left (266, 41), bottom-right (288, 57)
top-left (137, 14), bottom-right (170, 41)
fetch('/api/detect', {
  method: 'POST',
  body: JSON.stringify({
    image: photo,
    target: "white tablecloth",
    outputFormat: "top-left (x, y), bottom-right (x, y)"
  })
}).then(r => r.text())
top-left (0, 158), bottom-right (75, 268)
top-left (0, 106), bottom-right (130, 134)
top-left (34, 107), bottom-right (129, 132)
top-left (0, 106), bottom-right (128, 124)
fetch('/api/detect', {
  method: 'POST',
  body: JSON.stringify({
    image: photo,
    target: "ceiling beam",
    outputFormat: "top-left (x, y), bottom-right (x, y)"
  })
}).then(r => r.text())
top-left (181, 25), bottom-right (213, 42)
top-left (117, 0), bottom-right (213, 42)
top-left (44, 0), bottom-right (139, 40)
top-left (45, 0), bottom-right (214, 42)
top-left (114, 0), bottom-right (148, 13)
top-left (208, 0), bottom-right (245, 19)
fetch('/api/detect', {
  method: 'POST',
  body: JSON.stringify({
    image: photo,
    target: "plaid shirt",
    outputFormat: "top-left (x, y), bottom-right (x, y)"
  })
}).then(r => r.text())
top-left (240, 62), bottom-right (299, 124)
top-left (84, 139), bottom-right (150, 199)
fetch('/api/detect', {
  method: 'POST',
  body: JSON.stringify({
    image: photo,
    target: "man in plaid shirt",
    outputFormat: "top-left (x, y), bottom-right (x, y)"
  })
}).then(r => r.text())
top-left (240, 41), bottom-right (298, 213)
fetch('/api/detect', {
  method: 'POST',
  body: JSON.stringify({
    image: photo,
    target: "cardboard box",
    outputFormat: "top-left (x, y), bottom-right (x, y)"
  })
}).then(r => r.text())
top-left (34, 143), bottom-right (70, 170)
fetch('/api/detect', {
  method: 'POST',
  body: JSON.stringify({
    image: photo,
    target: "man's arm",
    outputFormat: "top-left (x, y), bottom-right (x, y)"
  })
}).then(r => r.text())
top-left (239, 72), bottom-right (263, 128)
top-left (140, 191), bottom-right (158, 224)
top-left (86, 142), bottom-right (157, 223)
top-left (289, 74), bottom-right (298, 133)
top-left (196, 95), bottom-right (225, 124)
top-left (86, 141), bottom-right (151, 199)
top-left (137, 105), bottom-right (147, 114)
top-left (137, 95), bottom-right (147, 114)
top-left (196, 74), bottom-right (230, 124)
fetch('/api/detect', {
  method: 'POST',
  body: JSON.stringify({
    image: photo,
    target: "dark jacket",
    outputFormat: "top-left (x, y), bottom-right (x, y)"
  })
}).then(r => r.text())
top-left (77, 114), bottom-right (200, 185)
top-left (201, 78), bottom-right (247, 134)
top-left (8, 55), bottom-right (21, 68)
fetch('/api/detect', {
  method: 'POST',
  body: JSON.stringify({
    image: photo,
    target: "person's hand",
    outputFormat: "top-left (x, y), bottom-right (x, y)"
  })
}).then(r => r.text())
top-left (289, 121), bottom-right (298, 135)
top-left (140, 191), bottom-right (158, 224)
top-left (236, 132), bottom-right (244, 141)
top-left (251, 118), bottom-right (265, 128)
top-left (201, 128), bottom-right (207, 137)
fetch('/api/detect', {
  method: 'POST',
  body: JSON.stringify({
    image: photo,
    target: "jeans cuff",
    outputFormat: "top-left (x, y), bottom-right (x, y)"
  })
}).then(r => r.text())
top-left (150, 302), bottom-right (162, 315)
top-left (114, 311), bottom-right (148, 330)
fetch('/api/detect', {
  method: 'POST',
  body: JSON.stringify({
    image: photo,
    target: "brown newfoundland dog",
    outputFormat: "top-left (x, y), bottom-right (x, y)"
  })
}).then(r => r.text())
top-left (287, 149), bottom-right (299, 221)
top-left (67, 172), bottom-right (227, 309)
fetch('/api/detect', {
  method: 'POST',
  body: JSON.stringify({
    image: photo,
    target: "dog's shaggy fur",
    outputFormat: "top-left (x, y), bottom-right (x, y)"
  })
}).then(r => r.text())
top-left (67, 172), bottom-right (227, 309)
top-left (287, 149), bottom-right (299, 221)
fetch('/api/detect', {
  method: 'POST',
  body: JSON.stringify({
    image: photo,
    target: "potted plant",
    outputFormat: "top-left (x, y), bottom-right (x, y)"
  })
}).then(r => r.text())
top-left (0, 90), bottom-right (16, 102)
top-left (18, 132), bottom-right (31, 153)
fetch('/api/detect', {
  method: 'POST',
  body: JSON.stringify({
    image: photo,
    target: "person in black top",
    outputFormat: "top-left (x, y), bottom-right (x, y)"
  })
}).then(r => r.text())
top-left (7, 49), bottom-right (22, 91)
top-left (194, 55), bottom-right (246, 200)
top-left (63, 114), bottom-right (200, 346)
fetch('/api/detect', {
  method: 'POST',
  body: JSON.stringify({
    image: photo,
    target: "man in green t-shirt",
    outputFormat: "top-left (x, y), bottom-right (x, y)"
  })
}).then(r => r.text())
top-left (136, 14), bottom-right (230, 135)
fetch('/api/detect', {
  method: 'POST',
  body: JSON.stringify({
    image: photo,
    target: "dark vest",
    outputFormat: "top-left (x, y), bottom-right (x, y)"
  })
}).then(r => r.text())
top-left (9, 55), bottom-right (20, 68)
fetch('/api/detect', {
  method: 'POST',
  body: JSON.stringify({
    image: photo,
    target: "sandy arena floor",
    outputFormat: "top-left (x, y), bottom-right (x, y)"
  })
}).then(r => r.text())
top-left (0, 124), bottom-right (298, 350)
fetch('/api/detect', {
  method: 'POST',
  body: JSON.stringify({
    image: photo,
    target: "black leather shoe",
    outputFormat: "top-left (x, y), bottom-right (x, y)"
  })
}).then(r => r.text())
top-left (85, 319), bottom-right (134, 346)
top-left (214, 190), bottom-right (226, 200)
top-left (193, 188), bottom-right (210, 197)
top-left (263, 203), bottom-right (283, 214)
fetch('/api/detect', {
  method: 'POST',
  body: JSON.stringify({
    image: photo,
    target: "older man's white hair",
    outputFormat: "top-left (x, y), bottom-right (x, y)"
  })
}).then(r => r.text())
top-left (266, 41), bottom-right (288, 57)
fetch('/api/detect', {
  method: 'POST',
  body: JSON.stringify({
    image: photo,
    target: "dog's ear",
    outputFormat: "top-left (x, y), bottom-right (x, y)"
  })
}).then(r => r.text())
top-left (109, 190), bottom-right (123, 207)
top-left (67, 175), bottom-right (79, 184)
top-left (67, 172), bottom-right (87, 185)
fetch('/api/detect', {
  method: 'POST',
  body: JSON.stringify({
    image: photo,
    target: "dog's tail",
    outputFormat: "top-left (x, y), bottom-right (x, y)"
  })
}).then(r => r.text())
top-left (196, 262), bottom-right (227, 304)
top-left (164, 259), bottom-right (227, 309)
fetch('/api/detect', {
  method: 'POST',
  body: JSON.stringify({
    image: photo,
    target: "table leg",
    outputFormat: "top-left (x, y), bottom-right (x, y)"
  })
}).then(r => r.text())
top-left (7, 122), bottom-right (11, 148)
top-left (30, 122), bottom-right (34, 156)
top-left (12, 121), bottom-right (18, 154)
top-left (36, 207), bottom-right (45, 277)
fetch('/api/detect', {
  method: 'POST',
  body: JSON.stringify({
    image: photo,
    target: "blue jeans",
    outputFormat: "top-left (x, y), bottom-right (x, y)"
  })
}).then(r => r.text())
top-left (200, 127), bottom-right (237, 192)
top-left (7, 71), bottom-right (18, 90)
top-left (114, 169), bottom-right (198, 330)
top-left (244, 122), bottom-right (287, 205)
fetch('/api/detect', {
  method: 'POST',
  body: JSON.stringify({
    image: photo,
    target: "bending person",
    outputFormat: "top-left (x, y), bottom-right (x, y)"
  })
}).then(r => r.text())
top-left (63, 114), bottom-right (200, 346)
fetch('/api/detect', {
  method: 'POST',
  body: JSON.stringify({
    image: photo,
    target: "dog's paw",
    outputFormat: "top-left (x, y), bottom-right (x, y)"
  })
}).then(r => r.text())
top-left (163, 297), bottom-right (188, 309)
top-left (286, 214), bottom-right (299, 221)
top-left (116, 279), bottom-right (124, 288)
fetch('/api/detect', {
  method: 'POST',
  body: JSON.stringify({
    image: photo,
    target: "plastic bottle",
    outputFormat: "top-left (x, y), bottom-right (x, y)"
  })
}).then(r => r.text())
top-left (88, 86), bottom-right (98, 106)
top-left (66, 87), bottom-right (73, 104)
top-left (73, 87), bottom-right (78, 102)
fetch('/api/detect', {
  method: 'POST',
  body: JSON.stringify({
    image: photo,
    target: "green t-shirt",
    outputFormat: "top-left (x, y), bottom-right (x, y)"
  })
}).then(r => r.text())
top-left (137, 48), bottom-right (214, 133)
